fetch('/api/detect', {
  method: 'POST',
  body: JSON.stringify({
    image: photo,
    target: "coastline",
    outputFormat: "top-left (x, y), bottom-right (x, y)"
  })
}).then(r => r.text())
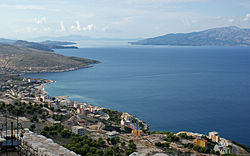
top-left (33, 76), bottom-right (250, 155)
top-left (17, 46), bottom-right (250, 148)
top-left (1, 67), bottom-right (249, 155)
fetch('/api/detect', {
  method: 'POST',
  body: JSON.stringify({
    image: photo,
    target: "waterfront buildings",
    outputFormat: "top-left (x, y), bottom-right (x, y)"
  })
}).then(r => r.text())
top-left (209, 131), bottom-right (220, 143)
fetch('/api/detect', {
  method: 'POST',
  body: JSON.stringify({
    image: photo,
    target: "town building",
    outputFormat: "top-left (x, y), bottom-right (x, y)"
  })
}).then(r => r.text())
top-left (130, 123), bottom-right (143, 137)
top-left (209, 131), bottom-right (220, 143)
top-left (214, 144), bottom-right (232, 154)
top-left (121, 119), bottom-right (131, 127)
top-left (72, 126), bottom-right (85, 136)
top-left (105, 131), bottom-right (119, 139)
top-left (193, 139), bottom-right (207, 148)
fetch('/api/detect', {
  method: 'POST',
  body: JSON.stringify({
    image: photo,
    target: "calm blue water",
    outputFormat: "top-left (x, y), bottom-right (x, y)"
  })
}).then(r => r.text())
top-left (27, 46), bottom-right (250, 146)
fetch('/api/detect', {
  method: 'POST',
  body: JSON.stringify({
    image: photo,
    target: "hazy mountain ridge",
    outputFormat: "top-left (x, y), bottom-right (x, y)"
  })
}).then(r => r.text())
top-left (0, 44), bottom-right (99, 74)
top-left (0, 39), bottom-right (78, 52)
top-left (130, 26), bottom-right (250, 46)
top-left (0, 38), bottom-right (16, 44)
top-left (14, 40), bottom-right (78, 52)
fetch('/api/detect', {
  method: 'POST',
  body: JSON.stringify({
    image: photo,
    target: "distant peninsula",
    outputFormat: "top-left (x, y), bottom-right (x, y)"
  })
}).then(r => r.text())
top-left (130, 26), bottom-right (250, 46)
top-left (0, 44), bottom-right (99, 74)
top-left (0, 39), bottom-right (78, 52)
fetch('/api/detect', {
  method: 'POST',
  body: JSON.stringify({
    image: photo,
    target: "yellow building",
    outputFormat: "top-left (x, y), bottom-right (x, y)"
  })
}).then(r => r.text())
top-left (193, 139), bottom-right (207, 148)
top-left (132, 129), bottom-right (142, 136)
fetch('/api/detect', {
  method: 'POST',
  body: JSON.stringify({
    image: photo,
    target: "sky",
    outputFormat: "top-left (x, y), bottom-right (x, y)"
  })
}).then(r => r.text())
top-left (0, 0), bottom-right (250, 39)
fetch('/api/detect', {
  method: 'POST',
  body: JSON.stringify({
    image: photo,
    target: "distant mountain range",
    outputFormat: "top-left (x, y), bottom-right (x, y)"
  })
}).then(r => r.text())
top-left (0, 39), bottom-right (78, 52)
top-left (0, 38), bottom-right (16, 44)
top-left (130, 26), bottom-right (250, 46)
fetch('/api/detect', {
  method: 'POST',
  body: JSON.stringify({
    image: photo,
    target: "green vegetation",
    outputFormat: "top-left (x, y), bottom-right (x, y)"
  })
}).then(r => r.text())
top-left (0, 101), bottom-right (44, 117)
top-left (125, 140), bottom-right (137, 155)
top-left (63, 135), bottom-right (107, 155)
top-left (40, 124), bottom-right (70, 138)
top-left (0, 103), bottom-right (5, 111)
top-left (107, 136), bottom-right (120, 145)
top-left (52, 114), bottom-right (64, 121)
top-left (30, 115), bottom-right (38, 122)
top-left (162, 133), bottom-right (180, 142)
top-left (155, 142), bottom-right (170, 148)
top-left (151, 131), bottom-right (173, 135)
top-left (221, 154), bottom-right (237, 156)
top-left (184, 143), bottom-right (194, 149)
top-left (178, 133), bottom-right (194, 139)
top-left (104, 125), bottom-right (132, 134)
top-left (184, 143), bottom-right (215, 154)
top-left (63, 134), bottom-right (136, 156)
top-left (102, 109), bottom-right (122, 124)
top-left (61, 129), bottom-right (72, 138)
top-left (29, 124), bottom-right (36, 132)
top-left (193, 145), bottom-right (215, 154)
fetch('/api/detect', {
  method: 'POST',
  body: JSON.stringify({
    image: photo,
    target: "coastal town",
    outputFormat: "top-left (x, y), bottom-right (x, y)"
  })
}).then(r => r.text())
top-left (0, 75), bottom-right (250, 156)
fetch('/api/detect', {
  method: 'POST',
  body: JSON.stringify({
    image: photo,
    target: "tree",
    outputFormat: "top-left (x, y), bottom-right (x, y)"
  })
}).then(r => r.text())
top-left (96, 149), bottom-right (104, 156)
top-left (31, 115), bottom-right (38, 122)
top-left (89, 147), bottom-right (97, 154)
top-left (50, 107), bottom-right (54, 111)
top-left (40, 130), bottom-right (47, 136)
top-left (61, 130), bottom-right (72, 138)
top-left (125, 140), bottom-right (137, 155)
top-left (97, 137), bottom-right (106, 147)
top-left (111, 137), bottom-right (120, 145)
top-left (121, 141), bottom-right (126, 147)
top-left (29, 124), bottom-right (36, 131)
top-left (113, 145), bottom-right (120, 155)
top-left (104, 147), bottom-right (113, 156)
top-left (155, 142), bottom-right (162, 147)
top-left (44, 103), bottom-right (48, 108)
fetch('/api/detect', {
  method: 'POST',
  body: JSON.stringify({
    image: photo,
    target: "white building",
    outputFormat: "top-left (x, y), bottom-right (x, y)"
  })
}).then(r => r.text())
top-left (72, 126), bottom-right (85, 136)
top-left (209, 131), bottom-right (220, 143)
top-left (105, 131), bottom-right (119, 139)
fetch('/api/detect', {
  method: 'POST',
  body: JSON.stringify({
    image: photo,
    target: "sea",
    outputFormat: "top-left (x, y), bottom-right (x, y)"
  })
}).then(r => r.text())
top-left (27, 42), bottom-right (250, 146)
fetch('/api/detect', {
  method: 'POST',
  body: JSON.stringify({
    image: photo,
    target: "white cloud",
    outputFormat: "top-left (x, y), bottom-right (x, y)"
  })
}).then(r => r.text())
top-left (82, 24), bottom-right (96, 31)
top-left (76, 21), bottom-right (81, 31)
top-left (228, 18), bottom-right (234, 23)
top-left (71, 22), bottom-right (96, 31)
top-left (71, 21), bottom-right (82, 31)
top-left (60, 21), bottom-right (66, 32)
top-left (35, 16), bottom-right (46, 24)
top-left (243, 13), bottom-right (250, 21)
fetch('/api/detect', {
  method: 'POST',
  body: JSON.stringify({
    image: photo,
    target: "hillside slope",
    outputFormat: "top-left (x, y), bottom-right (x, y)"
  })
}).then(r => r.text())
top-left (0, 44), bottom-right (99, 74)
top-left (131, 26), bottom-right (250, 46)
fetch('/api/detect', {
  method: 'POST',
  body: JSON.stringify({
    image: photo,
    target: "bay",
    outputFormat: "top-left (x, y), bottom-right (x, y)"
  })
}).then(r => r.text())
top-left (27, 46), bottom-right (250, 146)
